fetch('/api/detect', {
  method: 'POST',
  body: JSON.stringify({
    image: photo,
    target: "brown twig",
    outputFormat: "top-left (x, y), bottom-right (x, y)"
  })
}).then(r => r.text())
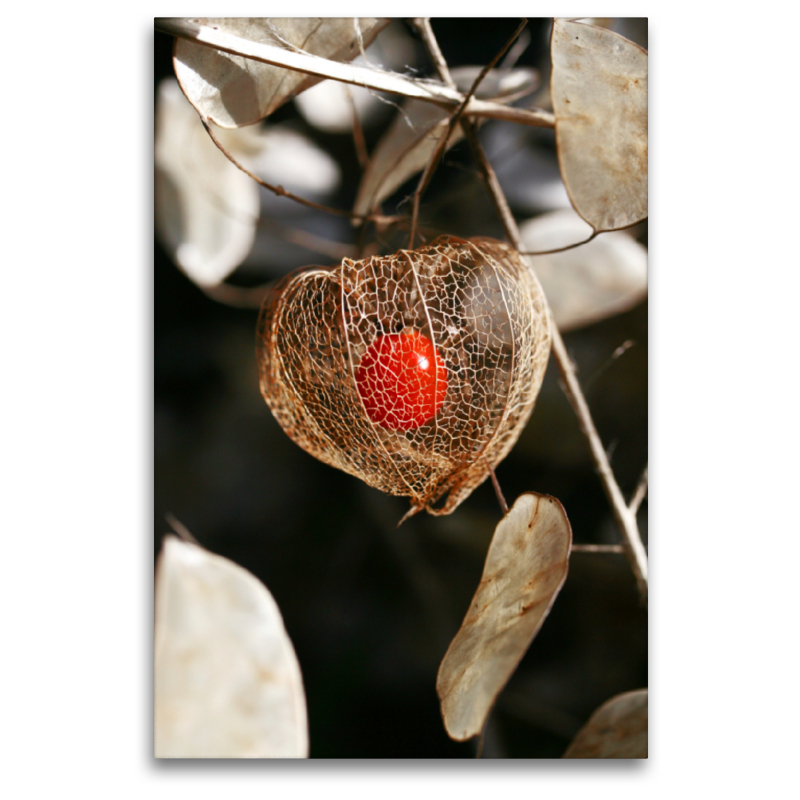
top-left (475, 725), bottom-right (487, 759)
top-left (200, 282), bottom-right (273, 309)
top-left (417, 19), bottom-right (648, 603)
top-left (488, 465), bottom-right (509, 517)
top-left (555, 340), bottom-right (648, 600)
top-left (584, 340), bottom-right (636, 392)
top-left (257, 218), bottom-right (358, 261)
top-left (345, 85), bottom-right (369, 170)
top-left (408, 18), bottom-right (528, 248)
top-left (629, 464), bottom-right (648, 516)
top-left (201, 118), bottom-right (398, 225)
top-left (413, 19), bottom-right (458, 90)
top-left (518, 231), bottom-right (599, 256)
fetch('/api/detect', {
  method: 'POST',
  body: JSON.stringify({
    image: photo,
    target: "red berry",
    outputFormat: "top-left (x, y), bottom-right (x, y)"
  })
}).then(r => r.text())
top-left (356, 330), bottom-right (448, 431)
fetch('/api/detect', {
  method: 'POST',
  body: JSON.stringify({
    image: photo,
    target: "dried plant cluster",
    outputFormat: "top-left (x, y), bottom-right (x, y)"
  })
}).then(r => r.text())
top-left (257, 236), bottom-right (551, 516)
top-left (155, 16), bottom-right (649, 757)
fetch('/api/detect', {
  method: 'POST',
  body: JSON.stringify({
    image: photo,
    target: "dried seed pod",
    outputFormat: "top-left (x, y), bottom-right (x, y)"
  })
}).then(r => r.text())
top-left (256, 236), bottom-right (551, 516)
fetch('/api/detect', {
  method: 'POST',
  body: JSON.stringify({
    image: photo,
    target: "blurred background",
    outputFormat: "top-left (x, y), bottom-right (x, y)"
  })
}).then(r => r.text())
top-left (154, 18), bottom-right (647, 758)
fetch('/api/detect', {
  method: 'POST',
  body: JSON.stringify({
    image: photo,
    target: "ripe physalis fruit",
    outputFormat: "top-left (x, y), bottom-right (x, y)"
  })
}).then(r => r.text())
top-left (257, 236), bottom-right (551, 517)
top-left (356, 330), bottom-right (448, 431)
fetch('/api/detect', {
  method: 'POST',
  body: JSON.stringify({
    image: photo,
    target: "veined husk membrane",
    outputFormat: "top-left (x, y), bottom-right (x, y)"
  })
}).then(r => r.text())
top-left (257, 237), bottom-right (551, 516)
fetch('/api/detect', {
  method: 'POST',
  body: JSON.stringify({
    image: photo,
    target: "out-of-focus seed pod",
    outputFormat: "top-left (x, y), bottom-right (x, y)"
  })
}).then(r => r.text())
top-left (256, 236), bottom-right (551, 516)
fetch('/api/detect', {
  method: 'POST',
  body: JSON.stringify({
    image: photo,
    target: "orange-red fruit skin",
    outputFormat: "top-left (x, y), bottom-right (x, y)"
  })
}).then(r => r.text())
top-left (356, 331), bottom-right (448, 431)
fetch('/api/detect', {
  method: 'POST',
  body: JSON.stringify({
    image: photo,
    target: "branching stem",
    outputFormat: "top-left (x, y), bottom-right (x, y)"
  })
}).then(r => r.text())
top-left (417, 19), bottom-right (648, 603)
top-left (408, 19), bottom-right (528, 248)
top-left (155, 17), bottom-right (555, 129)
top-left (161, 16), bottom-right (648, 601)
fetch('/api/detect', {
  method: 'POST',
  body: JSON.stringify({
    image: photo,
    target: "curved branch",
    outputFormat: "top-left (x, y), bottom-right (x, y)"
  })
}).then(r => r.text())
top-left (201, 118), bottom-right (397, 224)
top-left (519, 231), bottom-right (599, 256)
top-left (155, 18), bottom-right (555, 129)
top-left (408, 18), bottom-right (528, 247)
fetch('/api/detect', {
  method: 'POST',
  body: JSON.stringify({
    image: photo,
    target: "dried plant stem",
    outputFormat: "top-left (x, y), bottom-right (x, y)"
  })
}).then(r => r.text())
top-left (584, 340), bottom-right (636, 392)
top-left (413, 19), bottom-right (457, 91)
top-left (155, 18), bottom-right (554, 129)
top-left (571, 544), bottom-right (625, 554)
top-left (201, 282), bottom-right (273, 309)
top-left (518, 231), bottom-right (598, 256)
top-left (408, 19), bottom-right (528, 247)
top-left (488, 465), bottom-right (509, 517)
top-left (344, 85), bottom-right (369, 170)
top-left (201, 118), bottom-right (396, 224)
top-left (629, 464), bottom-right (648, 516)
top-left (557, 342), bottom-right (649, 597)
top-left (406, 120), bottom-right (455, 247)
top-left (475, 726), bottom-right (486, 759)
top-left (258, 218), bottom-right (358, 261)
top-left (417, 19), bottom-right (648, 602)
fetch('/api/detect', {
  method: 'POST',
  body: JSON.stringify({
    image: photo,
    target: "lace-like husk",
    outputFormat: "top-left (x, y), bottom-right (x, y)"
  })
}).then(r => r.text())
top-left (257, 236), bottom-right (551, 516)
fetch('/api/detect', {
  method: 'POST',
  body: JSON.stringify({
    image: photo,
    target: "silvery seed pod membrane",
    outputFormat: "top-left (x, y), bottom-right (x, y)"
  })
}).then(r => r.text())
top-left (257, 236), bottom-right (551, 516)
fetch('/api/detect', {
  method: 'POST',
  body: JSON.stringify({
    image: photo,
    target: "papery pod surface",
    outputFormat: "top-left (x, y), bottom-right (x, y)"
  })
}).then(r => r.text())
top-left (257, 237), bottom-right (551, 516)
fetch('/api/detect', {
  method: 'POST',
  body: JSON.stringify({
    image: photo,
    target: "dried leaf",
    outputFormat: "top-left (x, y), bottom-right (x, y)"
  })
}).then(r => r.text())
top-left (437, 492), bottom-right (572, 740)
top-left (353, 67), bottom-right (538, 217)
top-left (520, 209), bottom-right (647, 331)
top-left (551, 19), bottom-right (648, 231)
top-left (155, 79), bottom-right (258, 287)
top-left (174, 18), bottom-right (390, 128)
top-left (353, 101), bottom-right (450, 217)
top-left (564, 689), bottom-right (647, 758)
top-left (154, 535), bottom-right (308, 758)
top-left (156, 79), bottom-right (341, 287)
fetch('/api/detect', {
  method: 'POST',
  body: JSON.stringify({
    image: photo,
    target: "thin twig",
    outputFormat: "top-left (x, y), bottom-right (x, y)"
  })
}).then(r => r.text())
top-left (413, 19), bottom-right (457, 90)
top-left (628, 464), bottom-right (648, 516)
top-left (475, 725), bottom-right (487, 759)
top-left (408, 18), bottom-right (528, 247)
top-left (427, 37), bottom-right (649, 604)
top-left (200, 282), bottom-right (273, 309)
top-left (345, 85), bottom-right (369, 170)
top-left (488, 465), bottom-right (509, 516)
top-left (500, 28), bottom-right (531, 69)
top-left (155, 18), bottom-right (555, 129)
top-left (553, 335), bottom-right (647, 600)
top-left (571, 544), bottom-right (625, 554)
top-left (518, 231), bottom-right (599, 256)
top-left (201, 118), bottom-right (395, 224)
top-left (584, 340), bottom-right (636, 392)
top-left (258, 218), bottom-right (358, 261)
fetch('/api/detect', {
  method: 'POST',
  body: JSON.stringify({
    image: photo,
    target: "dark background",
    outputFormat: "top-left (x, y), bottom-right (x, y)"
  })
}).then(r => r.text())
top-left (154, 18), bottom-right (647, 759)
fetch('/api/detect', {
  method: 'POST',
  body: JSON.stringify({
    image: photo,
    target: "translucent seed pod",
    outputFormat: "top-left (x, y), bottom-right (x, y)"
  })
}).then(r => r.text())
top-left (256, 236), bottom-right (551, 517)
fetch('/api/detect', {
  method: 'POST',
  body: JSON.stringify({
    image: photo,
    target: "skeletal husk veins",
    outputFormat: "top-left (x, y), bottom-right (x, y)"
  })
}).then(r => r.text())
top-left (257, 237), bottom-right (551, 516)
